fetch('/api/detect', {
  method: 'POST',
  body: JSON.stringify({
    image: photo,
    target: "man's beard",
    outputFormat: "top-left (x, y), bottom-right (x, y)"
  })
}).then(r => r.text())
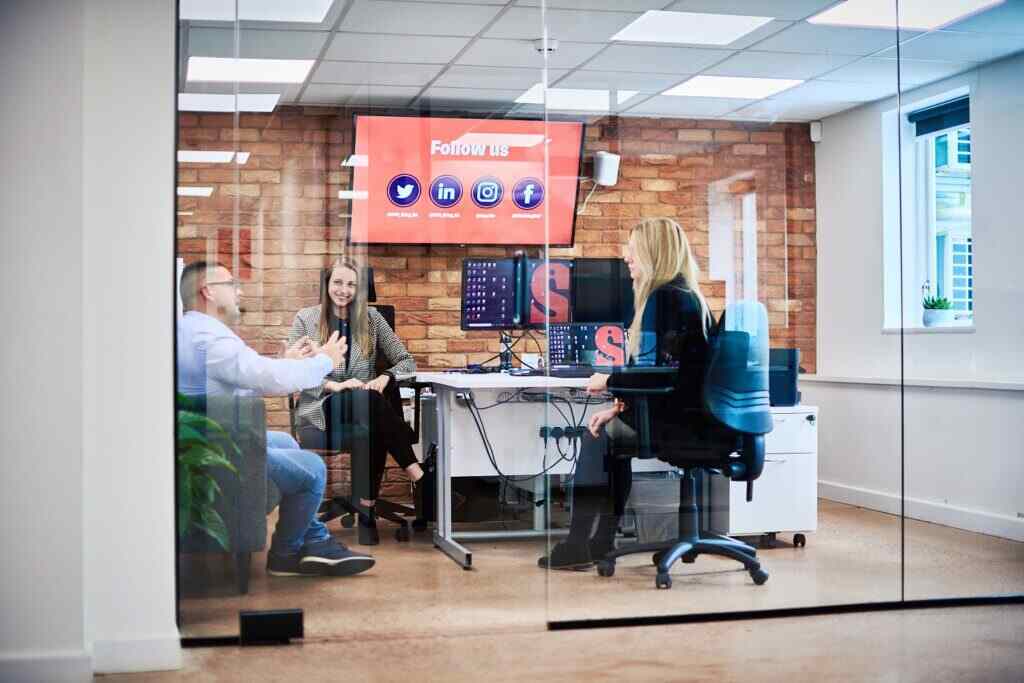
top-left (219, 303), bottom-right (243, 324)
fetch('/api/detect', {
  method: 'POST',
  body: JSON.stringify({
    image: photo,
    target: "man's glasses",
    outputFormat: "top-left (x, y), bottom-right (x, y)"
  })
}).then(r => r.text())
top-left (206, 279), bottom-right (242, 289)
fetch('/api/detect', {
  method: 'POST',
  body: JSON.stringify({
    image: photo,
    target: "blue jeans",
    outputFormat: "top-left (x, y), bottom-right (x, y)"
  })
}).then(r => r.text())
top-left (266, 431), bottom-right (331, 556)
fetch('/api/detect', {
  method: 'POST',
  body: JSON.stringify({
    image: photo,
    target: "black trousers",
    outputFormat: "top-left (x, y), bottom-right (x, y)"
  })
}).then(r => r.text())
top-left (567, 420), bottom-right (634, 547)
top-left (298, 389), bottom-right (417, 502)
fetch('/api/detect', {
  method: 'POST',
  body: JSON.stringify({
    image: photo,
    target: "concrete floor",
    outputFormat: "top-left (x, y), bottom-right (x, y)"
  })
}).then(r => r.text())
top-left (177, 500), bottom-right (1024, 639)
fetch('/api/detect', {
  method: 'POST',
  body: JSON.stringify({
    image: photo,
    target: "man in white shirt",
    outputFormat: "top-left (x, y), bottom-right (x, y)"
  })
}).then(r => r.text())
top-left (178, 260), bottom-right (374, 577)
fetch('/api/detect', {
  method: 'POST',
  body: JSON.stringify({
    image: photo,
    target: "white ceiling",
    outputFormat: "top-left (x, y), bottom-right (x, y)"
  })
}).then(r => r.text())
top-left (178, 0), bottom-right (1024, 122)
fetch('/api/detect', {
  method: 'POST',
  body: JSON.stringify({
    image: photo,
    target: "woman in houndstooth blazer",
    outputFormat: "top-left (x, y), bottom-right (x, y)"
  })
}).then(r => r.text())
top-left (289, 256), bottom-right (422, 545)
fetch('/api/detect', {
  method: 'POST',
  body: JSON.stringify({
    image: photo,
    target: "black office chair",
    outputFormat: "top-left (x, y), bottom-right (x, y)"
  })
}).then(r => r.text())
top-left (596, 301), bottom-right (773, 589)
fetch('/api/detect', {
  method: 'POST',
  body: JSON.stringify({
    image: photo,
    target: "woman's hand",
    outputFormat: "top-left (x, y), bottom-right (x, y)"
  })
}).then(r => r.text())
top-left (588, 407), bottom-right (619, 438)
top-left (365, 374), bottom-right (390, 394)
top-left (281, 336), bottom-right (315, 360)
top-left (585, 372), bottom-right (610, 395)
top-left (325, 378), bottom-right (366, 393)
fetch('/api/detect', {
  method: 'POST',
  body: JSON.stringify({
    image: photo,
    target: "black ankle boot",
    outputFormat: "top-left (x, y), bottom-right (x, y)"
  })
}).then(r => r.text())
top-left (537, 541), bottom-right (593, 571)
top-left (358, 508), bottom-right (380, 546)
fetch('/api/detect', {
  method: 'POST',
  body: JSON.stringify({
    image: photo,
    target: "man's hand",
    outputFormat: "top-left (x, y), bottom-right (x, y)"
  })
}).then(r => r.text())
top-left (315, 331), bottom-right (347, 367)
top-left (585, 372), bottom-right (610, 395)
top-left (281, 336), bottom-right (315, 360)
top-left (365, 374), bottom-right (390, 394)
top-left (325, 378), bottom-right (366, 392)
top-left (588, 407), bottom-right (619, 438)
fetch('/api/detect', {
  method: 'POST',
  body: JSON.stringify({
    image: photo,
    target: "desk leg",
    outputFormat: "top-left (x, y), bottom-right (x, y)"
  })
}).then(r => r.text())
top-left (432, 387), bottom-right (473, 569)
top-left (533, 475), bottom-right (546, 531)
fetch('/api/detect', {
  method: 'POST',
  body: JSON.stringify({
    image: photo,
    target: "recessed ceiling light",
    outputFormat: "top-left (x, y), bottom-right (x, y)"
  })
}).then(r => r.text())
top-left (612, 11), bottom-right (773, 45)
top-left (341, 154), bottom-right (368, 167)
top-left (517, 84), bottom-right (640, 111)
top-left (177, 186), bottom-right (215, 197)
top-left (177, 93), bottom-right (281, 112)
top-left (235, 152), bottom-right (251, 165)
top-left (178, 150), bottom-right (236, 163)
top-left (187, 57), bottom-right (314, 84)
top-left (338, 190), bottom-right (368, 200)
top-left (663, 75), bottom-right (802, 99)
top-left (808, 0), bottom-right (1003, 31)
top-left (179, 0), bottom-right (334, 23)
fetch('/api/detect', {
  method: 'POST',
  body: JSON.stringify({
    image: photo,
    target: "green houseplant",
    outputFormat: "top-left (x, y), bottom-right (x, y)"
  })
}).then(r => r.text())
top-left (922, 295), bottom-right (954, 327)
top-left (177, 395), bottom-right (240, 550)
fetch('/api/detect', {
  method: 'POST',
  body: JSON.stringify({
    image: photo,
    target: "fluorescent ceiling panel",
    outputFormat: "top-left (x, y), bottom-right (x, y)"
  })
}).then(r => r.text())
top-left (663, 75), bottom-right (802, 99)
top-left (177, 150), bottom-right (235, 163)
top-left (187, 57), bottom-right (314, 83)
top-left (611, 10), bottom-right (773, 44)
top-left (235, 152), bottom-right (251, 165)
top-left (177, 93), bottom-right (281, 112)
top-left (517, 84), bottom-right (639, 110)
top-left (177, 186), bottom-right (215, 197)
top-left (808, 0), bottom-right (1004, 31)
top-left (179, 0), bottom-right (334, 23)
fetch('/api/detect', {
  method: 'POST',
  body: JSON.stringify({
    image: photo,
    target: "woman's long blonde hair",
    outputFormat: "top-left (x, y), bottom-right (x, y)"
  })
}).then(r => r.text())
top-left (626, 217), bottom-right (712, 359)
top-left (319, 256), bottom-right (371, 357)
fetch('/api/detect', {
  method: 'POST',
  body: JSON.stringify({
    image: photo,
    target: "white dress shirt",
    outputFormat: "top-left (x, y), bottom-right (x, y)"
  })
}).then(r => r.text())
top-left (178, 310), bottom-right (332, 397)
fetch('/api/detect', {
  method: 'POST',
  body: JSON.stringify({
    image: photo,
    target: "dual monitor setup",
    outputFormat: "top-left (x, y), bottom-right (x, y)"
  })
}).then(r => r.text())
top-left (459, 256), bottom-right (641, 372)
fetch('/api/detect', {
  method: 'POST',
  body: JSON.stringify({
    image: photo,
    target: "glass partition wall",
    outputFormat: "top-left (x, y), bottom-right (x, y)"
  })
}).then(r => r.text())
top-left (175, 0), bottom-right (1022, 642)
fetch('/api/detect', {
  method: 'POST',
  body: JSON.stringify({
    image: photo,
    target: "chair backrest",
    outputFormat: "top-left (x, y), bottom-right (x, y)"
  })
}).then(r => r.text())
top-left (703, 300), bottom-right (773, 436)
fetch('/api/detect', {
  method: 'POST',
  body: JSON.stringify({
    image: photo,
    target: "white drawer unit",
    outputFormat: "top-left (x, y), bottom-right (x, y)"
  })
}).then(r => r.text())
top-left (709, 405), bottom-right (818, 546)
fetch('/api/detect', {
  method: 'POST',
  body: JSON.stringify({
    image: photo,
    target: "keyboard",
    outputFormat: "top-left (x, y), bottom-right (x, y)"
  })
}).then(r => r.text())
top-left (547, 365), bottom-right (597, 379)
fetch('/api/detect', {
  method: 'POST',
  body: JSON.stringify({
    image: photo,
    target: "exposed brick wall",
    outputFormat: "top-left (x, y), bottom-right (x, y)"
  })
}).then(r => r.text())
top-left (177, 106), bottom-right (817, 499)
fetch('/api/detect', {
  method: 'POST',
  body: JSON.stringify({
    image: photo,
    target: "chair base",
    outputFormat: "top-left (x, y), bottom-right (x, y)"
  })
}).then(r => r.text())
top-left (318, 496), bottom-right (426, 543)
top-left (593, 469), bottom-right (768, 589)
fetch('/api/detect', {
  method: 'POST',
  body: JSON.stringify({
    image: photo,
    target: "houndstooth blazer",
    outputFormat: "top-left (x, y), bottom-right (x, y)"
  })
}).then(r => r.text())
top-left (288, 305), bottom-right (416, 431)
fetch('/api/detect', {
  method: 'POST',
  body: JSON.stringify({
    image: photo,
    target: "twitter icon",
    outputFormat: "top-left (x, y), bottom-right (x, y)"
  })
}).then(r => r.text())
top-left (387, 173), bottom-right (421, 207)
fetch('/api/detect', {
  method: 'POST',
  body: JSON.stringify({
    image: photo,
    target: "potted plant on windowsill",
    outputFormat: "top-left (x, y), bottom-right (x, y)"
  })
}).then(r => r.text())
top-left (922, 295), bottom-right (954, 327)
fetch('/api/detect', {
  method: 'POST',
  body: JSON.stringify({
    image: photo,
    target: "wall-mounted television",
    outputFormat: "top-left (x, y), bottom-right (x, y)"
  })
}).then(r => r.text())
top-left (350, 115), bottom-right (584, 246)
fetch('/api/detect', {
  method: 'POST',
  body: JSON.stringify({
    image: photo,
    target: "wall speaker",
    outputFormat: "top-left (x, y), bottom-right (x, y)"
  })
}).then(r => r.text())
top-left (593, 151), bottom-right (620, 186)
top-left (810, 121), bottom-right (823, 143)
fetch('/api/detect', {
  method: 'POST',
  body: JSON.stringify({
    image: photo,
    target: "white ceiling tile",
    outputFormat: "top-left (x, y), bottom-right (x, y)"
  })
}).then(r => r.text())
top-left (301, 83), bottom-right (421, 105)
top-left (417, 87), bottom-right (522, 112)
top-left (484, 7), bottom-right (642, 42)
top-left (776, 78), bottom-right (898, 103)
top-left (312, 61), bottom-right (442, 86)
top-left (753, 22), bottom-right (915, 55)
top-left (187, 28), bottom-right (330, 59)
top-left (879, 30), bottom-right (1024, 62)
top-left (824, 57), bottom-right (978, 87)
top-left (622, 95), bottom-right (752, 117)
top-left (457, 39), bottom-right (605, 69)
top-left (730, 98), bottom-right (862, 121)
top-left (553, 69), bottom-right (688, 93)
top-left (299, 83), bottom-right (363, 104)
top-left (721, 20), bottom-right (794, 50)
top-left (667, 0), bottom-right (839, 22)
top-left (183, 81), bottom-right (303, 101)
top-left (585, 45), bottom-right (733, 73)
top-left (516, 0), bottom-right (667, 10)
top-left (339, 0), bottom-right (503, 36)
top-left (705, 50), bottom-right (861, 79)
top-left (325, 33), bottom-right (469, 63)
top-left (434, 65), bottom-right (568, 89)
top-left (946, 1), bottom-right (1024, 34)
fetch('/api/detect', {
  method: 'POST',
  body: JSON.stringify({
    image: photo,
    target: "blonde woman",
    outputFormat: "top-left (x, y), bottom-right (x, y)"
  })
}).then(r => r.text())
top-left (290, 256), bottom-right (422, 545)
top-left (539, 217), bottom-right (714, 570)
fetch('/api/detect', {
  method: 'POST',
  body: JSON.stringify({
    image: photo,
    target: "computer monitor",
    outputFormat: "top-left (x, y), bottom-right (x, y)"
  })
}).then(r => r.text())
top-left (525, 259), bottom-right (573, 328)
top-left (548, 323), bottom-right (627, 368)
top-left (460, 259), bottom-right (519, 330)
top-left (572, 258), bottom-right (633, 325)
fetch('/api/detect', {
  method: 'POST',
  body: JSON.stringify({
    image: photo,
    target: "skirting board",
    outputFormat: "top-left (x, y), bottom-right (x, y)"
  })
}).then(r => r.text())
top-left (0, 650), bottom-right (92, 682)
top-left (92, 633), bottom-right (182, 674)
top-left (819, 480), bottom-right (1024, 542)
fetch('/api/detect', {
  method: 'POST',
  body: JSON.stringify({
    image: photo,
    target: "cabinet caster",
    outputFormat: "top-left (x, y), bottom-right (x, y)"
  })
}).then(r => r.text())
top-left (395, 525), bottom-right (411, 542)
top-left (596, 560), bottom-right (616, 577)
top-left (750, 568), bottom-right (769, 585)
top-left (340, 513), bottom-right (355, 529)
top-left (793, 533), bottom-right (806, 548)
top-left (655, 573), bottom-right (672, 589)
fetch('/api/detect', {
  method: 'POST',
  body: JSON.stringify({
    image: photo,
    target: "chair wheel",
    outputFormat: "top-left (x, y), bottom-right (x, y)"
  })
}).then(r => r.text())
top-left (793, 533), bottom-right (806, 548)
top-left (750, 568), bottom-right (769, 585)
top-left (652, 552), bottom-right (664, 566)
top-left (596, 560), bottom-right (616, 577)
top-left (681, 553), bottom-right (696, 564)
top-left (395, 525), bottom-right (411, 542)
top-left (655, 573), bottom-right (672, 589)
top-left (340, 514), bottom-right (355, 529)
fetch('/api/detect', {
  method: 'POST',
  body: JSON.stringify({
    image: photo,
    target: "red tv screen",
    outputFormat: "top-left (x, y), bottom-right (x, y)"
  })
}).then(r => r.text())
top-left (350, 116), bottom-right (584, 246)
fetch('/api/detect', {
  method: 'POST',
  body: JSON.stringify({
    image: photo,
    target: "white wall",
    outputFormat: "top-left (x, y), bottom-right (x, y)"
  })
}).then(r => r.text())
top-left (813, 53), bottom-right (1024, 541)
top-left (0, 1), bottom-right (90, 680)
top-left (1, 1), bottom-right (180, 679)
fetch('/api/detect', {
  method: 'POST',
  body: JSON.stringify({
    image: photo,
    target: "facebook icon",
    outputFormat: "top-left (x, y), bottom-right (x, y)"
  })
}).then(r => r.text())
top-left (512, 178), bottom-right (545, 211)
top-left (429, 175), bottom-right (462, 208)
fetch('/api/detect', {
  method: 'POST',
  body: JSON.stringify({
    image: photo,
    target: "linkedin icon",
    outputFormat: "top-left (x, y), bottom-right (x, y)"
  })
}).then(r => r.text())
top-left (429, 175), bottom-right (462, 209)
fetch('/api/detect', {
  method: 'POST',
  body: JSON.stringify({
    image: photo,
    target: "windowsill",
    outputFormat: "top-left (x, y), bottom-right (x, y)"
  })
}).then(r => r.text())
top-left (882, 325), bottom-right (975, 335)
top-left (802, 375), bottom-right (1024, 392)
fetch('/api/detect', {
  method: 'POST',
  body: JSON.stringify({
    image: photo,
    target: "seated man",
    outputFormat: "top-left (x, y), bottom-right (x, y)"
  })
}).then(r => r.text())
top-left (177, 260), bottom-right (374, 578)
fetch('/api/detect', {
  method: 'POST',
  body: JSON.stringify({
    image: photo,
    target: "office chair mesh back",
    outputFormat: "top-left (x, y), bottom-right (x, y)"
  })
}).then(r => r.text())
top-left (704, 300), bottom-right (773, 437)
